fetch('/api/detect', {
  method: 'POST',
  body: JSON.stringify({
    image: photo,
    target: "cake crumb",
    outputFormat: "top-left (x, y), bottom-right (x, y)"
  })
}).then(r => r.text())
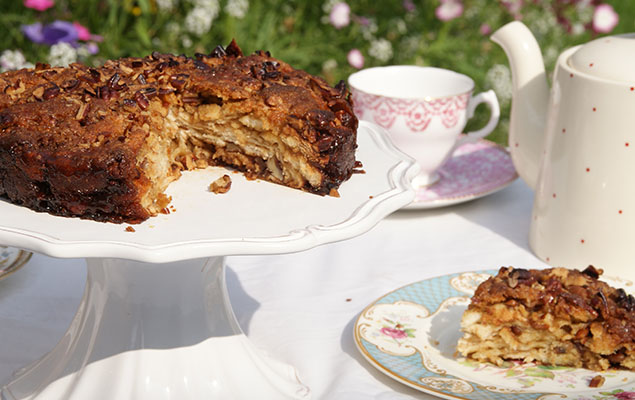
top-left (589, 375), bottom-right (605, 388)
top-left (209, 174), bottom-right (232, 194)
top-left (329, 188), bottom-right (340, 197)
top-left (345, 298), bottom-right (352, 302)
top-left (125, 226), bottom-right (135, 232)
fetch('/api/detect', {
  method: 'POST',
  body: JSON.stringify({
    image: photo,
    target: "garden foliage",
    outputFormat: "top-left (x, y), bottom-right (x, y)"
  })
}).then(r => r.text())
top-left (1, 0), bottom-right (631, 144)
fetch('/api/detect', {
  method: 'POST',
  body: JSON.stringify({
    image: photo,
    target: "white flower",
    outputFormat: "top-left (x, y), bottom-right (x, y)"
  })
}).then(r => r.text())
top-left (544, 46), bottom-right (559, 66)
top-left (185, 5), bottom-right (218, 36)
top-left (486, 64), bottom-right (512, 105)
top-left (156, 0), bottom-right (178, 12)
top-left (322, 58), bottom-right (338, 72)
top-left (347, 49), bottom-right (364, 69)
top-left (402, 35), bottom-right (420, 53)
top-left (0, 49), bottom-right (28, 72)
top-left (165, 22), bottom-right (181, 36)
top-left (76, 45), bottom-right (91, 59)
top-left (189, 0), bottom-right (218, 8)
top-left (395, 19), bottom-right (407, 35)
top-left (360, 18), bottom-right (378, 40)
top-left (530, 12), bottom-right (557, 37)
top-left (226, 0), bottom-right (248, 18)
top-left (181, 35), bottom-right (193, 48)
top-left (48, 43), bottom-right (77, 67)
top-left (571, 23), bottom-right (586, 36)
top-left (592, 4), bottom-right (619, 34)
top-left (329, 2), bottom-right (350, 29)
top-left (368, 38), bottom-right (393, 62)
top-left (576, 0), bottom-right (594, 24)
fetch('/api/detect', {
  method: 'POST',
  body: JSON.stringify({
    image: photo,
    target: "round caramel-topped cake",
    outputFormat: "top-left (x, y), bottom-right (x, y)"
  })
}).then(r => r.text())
top-left (0, 40), bottom-right (358, 223)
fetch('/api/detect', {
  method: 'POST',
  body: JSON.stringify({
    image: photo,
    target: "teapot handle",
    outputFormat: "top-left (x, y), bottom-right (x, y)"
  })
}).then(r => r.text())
top-left (456, 90), bottom-right (500, 147)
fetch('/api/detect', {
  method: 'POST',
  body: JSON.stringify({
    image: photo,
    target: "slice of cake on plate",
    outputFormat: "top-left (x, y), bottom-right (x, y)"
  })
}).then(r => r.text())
top-left (457, 266), bottom-right (634, 371)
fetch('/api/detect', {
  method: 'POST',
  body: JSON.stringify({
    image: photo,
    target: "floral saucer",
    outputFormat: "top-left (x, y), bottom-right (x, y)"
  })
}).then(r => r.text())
top-left (0, 246), bottom-right (32, 281)
top-left (405, 139), bottom-right (518, 210)
top-left (354, 270), bottom-right (635, 400)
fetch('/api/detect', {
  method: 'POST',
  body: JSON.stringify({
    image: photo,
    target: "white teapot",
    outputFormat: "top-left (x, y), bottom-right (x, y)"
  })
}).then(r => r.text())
top-left (492, 21), bottom-right (635, 278)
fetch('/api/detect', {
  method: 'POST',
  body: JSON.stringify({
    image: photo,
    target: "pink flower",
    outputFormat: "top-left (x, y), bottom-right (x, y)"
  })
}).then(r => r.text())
top-left (435, 0), bottom-right (463, 22)
top-left (592, 4), bottom-right (619, 34)
top-left (72, 22), bottom-right (103, 42)
top-left (72, 22), bottom-right (91, 41)
top-left (380, 326), bottom-right (407, 339)
top-left (501, 0), bottom-right (523, 16)
top-left (329, 2), bottom-right (350, 29)
top-left (347, 49), bottom-right (364, 69)
top-left (479, 23), bottom-right (491, 35)
top-left (24, 0), bottom-right (54, 11)
top-left (614, 392), bottom-right (635, 400)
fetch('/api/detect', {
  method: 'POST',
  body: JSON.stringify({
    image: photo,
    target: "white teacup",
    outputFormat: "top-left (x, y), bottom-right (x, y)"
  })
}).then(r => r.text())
top-left (348, 66), bottom-right (500, 187)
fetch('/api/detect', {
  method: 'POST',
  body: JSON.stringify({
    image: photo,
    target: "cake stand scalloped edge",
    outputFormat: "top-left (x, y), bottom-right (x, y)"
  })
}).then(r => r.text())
top-left (0, 121), bottom-right (419, 263)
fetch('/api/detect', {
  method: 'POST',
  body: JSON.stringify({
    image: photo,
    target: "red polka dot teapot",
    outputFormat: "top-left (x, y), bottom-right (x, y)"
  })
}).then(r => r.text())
top-left (492, 21), bottom-right (635, 278)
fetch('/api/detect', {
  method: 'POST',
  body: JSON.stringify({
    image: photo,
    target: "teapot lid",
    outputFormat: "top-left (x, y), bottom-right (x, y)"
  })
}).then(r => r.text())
top-left (569, 34), bottom-right (635, 82)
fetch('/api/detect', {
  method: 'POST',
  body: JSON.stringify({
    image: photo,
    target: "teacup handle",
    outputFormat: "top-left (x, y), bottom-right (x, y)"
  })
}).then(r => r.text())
top-left (456, 90), bottom-right (500, 147)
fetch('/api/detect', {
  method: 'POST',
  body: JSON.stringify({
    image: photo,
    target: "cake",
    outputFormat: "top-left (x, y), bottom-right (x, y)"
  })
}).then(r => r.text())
top-left (457, 266), bottom-right (634, 371)
top-left (0, 40), bottom-right (358, 223)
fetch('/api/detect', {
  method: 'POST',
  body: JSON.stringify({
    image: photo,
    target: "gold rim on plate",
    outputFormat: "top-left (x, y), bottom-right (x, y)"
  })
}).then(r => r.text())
top-left (0, 246), bottom-right (32, 281)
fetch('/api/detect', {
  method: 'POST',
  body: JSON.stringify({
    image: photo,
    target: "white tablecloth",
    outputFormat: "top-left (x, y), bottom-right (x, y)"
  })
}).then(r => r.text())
top-left (0, 179), bottom-right (543, 399)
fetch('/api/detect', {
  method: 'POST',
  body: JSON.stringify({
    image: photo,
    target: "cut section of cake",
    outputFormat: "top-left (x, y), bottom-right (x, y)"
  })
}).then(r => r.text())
top-left (0, 40), bottom-right (358, 223)
top-left (457, 266), bottom-right (634, 371)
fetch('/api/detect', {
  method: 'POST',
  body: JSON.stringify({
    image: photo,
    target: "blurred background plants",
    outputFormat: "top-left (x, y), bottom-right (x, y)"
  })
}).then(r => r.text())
top-left (0, 0), bottom-right (631, 144)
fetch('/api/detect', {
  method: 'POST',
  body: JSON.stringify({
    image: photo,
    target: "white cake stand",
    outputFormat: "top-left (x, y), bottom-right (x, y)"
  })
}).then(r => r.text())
top-left (0, 121), bottom-right (418, 400)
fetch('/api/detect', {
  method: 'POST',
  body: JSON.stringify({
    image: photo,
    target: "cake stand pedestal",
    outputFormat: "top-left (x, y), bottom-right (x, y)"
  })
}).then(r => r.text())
top-left (0, 122), bottom-right (418, 400)
top-left (3, 257), bottom-right (310, 399)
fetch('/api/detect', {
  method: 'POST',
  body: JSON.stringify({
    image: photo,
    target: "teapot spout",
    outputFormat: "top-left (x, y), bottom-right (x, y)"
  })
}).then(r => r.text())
top-left (491, 21), bottom-right (549, 190)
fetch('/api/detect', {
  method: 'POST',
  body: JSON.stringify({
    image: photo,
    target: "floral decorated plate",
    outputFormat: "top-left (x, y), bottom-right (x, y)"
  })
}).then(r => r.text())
top-left (0, 246), bottom-right (32, 281)
top-left (354, 270), bottom-right (635, 400)
top-left (404, 139), bottom-right (518, 210)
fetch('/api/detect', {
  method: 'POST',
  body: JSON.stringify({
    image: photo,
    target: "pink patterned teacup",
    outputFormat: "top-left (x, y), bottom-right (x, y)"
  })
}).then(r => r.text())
top-left (348, 66), bottom-right (500, 187)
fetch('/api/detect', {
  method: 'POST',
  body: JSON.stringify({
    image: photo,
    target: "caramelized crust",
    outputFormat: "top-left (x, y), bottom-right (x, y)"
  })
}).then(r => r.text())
top-left (457, 266), bottom-right (635, 371)
top-left (0, 41), bottom-right (358, 223)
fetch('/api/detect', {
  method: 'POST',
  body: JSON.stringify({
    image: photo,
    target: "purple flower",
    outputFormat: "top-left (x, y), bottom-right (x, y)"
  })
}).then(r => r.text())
top-left (435, 0), bottom-right (463, 22)
top-left (403, 0), bottom-right (415, 13)
top-left (354, 15), bottom-right (370, 26)
top-left (593, 4), bottom-right (619, 34)
top-left (22, 20), bottom-right (78, 45)
top-left (347, 49), bottom-right (364, 69)
top-left (329, 2), bottom-right (350, 29)
top-left (614, 392), bottom-right (635, 400)
top-left (85, 42), bottom-right (99, 55)
top-left (24, 0), bottom-right (54, 11)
